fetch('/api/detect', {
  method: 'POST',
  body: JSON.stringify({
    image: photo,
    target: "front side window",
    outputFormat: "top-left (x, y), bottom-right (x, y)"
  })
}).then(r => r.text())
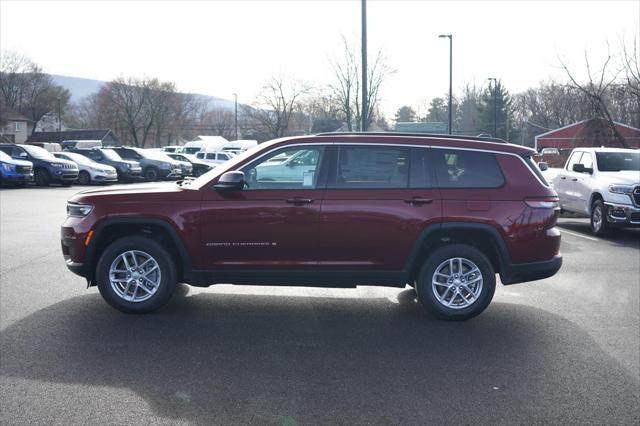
top-left (433, 149), bottom-right (504, 188)
top-left (241, 146), bottom-right (324, 190)
top-left (333, 145), bottom-right (409, 189)
top-left (580, 152), bottom-right (593, 169)
top-left (566, 151), bottom-right (583, 171)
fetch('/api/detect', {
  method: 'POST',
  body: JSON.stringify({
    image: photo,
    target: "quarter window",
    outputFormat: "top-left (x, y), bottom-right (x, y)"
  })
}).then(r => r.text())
top-left (334, 145), bottom-right (409, 189)
top-left (433, 149), bottom-right (504, 188)
top-left (241, 146), bottom-right (325, 190)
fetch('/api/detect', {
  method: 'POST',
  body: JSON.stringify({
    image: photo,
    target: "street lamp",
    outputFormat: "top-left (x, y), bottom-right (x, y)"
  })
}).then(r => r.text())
top-left (57, 97), bottom-right (62, 132)
top-left (438, 34), bottom-right (453, 134)
top-left (361, 0), bottom-right (368, 132)
top-left (232, 93), bottom-right (238, 140)
top-left (487, 77), bottom-right (497, 137)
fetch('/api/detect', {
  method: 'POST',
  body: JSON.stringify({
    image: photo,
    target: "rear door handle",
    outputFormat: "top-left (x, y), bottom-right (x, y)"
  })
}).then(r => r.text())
top-left (404, 197), bottom-right (434, 205)
top-left (571, 178), bottom-right (578, 181)
top-left (560, 176), bottom-right (566, 180)
top-left (286, 197), bottom-right (314, 205)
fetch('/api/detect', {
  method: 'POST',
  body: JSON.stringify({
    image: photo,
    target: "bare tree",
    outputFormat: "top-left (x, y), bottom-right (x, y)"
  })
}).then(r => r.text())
top-left (560, 50), bottom-right (629, 148)
top-left (0, 51), bottom-right (70, 134)
top-left (622, 38), bottom-right (640, 128)
top-left (243, 76), bottom-right (310, 139)
top-left (329, 37), bottom-right (395, 131)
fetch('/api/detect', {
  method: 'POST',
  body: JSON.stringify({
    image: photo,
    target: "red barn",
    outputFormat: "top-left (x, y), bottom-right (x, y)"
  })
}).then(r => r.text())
top-left (535, 118), bottom-right (640, 152)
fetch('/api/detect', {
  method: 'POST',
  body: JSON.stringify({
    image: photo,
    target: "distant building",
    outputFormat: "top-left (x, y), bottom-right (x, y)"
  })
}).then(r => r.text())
top-left (0, 107), bottom-right (32, 144)
top-left (27, 129), bottom-right (120, 146)
top-left (535, 118), bottom-right (640, 151)
top-left (394, 122), bottom-right (448, 134)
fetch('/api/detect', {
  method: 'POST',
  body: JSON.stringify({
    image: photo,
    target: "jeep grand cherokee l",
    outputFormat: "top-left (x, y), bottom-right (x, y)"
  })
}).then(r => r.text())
top-left (61, 133), bottom-right (562, 320)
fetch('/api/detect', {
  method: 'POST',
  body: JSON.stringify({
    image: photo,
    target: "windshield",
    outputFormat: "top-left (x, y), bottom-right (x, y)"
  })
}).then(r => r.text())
top-left (21, 145), bottom-right (57, 160)
top-left (596, 151), bottom-right (640, 172)
top-left (62, 152), bottom-right (93, 166)
top-left (101, 149), bottom-right (122, 161)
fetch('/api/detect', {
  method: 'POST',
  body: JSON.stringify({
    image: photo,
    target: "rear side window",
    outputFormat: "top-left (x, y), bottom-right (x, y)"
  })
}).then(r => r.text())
top-left (334, 145), bottom-right (409, 188)
top-left (432, 149), bottom-right (504, 188)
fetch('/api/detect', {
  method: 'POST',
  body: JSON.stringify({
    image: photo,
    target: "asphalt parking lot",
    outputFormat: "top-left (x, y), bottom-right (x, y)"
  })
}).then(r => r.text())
top-left (1, 185), bottom-right (639, 425)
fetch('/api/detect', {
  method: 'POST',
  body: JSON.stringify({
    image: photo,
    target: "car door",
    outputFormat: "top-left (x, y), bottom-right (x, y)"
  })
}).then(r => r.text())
top-left (573, 152), bottom-right (594, 215)
top-left (317, 144), bottom-right (442, 272)
top-left (199, 144), bottom-right (328, 269)
top-left (557, 151), bottom-right (583, 211)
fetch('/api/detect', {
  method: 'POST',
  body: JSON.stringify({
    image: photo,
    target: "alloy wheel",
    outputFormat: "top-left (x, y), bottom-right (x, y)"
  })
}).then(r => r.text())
top-left (109, 250), bottom-right (161, 303)
top-left (431, 257), bottom-right (483, 309)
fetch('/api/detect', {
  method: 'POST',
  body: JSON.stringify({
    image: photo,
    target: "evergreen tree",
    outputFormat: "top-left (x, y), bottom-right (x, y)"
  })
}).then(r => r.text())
top-left (479, 80), bottom-right (519, 142)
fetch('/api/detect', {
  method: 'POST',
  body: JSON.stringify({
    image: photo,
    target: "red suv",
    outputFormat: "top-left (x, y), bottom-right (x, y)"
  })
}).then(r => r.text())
top-left (61, 133), bottom-right (562, 320)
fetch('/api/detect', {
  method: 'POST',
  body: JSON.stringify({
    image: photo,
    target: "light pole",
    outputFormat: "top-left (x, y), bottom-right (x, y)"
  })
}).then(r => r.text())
top-left (232, 93), bottom-right (238, 140)
top-left (361, 0), bottom-right (368, 132)
top-left (487, 77), bottom-right (497, 137)
top-left (438, 34), bottom-right (453, 134)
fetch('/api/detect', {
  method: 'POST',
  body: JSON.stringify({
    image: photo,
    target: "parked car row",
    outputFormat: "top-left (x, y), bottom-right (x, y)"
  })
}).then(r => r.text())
top-left (0, 144), bottom-right (219, 187)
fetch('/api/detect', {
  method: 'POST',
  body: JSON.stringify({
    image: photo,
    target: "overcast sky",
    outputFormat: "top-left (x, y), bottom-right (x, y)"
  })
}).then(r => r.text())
top-left (1, 1), bottom-right (638, 117)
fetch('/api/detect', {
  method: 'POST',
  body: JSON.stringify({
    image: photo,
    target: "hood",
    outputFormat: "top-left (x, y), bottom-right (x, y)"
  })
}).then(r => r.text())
top-left (597, 170), bottom-right (640, 185)
top-left (69, 181), bottom-right (200, 203)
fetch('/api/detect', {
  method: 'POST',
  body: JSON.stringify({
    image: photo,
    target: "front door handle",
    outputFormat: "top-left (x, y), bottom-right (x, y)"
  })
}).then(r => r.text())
top-left (286, 197), bottom-right (314, 205)
top-left (560, 176), bottom-right (567, 180)
top-left (571, 178), bottom-right (578, 181)
top-left (404, 197), bottom-right (434, 206)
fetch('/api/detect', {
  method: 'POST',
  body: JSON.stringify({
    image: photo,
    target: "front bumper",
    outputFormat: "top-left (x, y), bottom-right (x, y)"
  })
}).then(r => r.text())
top-left (2, 172), bottom-right (34, 182)
top-left (604, 202), bottom-right (640, 226)
top-left (500, 255), bottom-right (563, 285)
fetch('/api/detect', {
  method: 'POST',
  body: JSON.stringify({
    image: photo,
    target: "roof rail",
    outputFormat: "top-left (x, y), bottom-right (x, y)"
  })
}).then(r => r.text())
top-left (315, 131), bottom-right (508, 144)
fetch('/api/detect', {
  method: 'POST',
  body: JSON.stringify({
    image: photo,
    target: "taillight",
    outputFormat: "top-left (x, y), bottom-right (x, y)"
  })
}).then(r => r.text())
top-left (525, 198), bottom-right (560, 209)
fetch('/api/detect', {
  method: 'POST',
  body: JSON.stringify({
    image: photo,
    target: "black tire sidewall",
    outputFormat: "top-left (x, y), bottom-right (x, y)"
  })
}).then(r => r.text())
top-left (417, 244), bottom-right (496, 321)
top-left (591, 200), bottom-right (609, 236)
top-left (79, 171), bottom-right (91, 185)
top-left (144, 167), bottom-right (159, 181)
top-left (34, 169), bottom-right (49, 186)
top-left (96, 236), bottom-right (177, 313)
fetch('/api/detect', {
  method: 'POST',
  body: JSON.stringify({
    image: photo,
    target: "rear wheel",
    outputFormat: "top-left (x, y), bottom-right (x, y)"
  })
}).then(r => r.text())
top-left (78, 171), bottom-right (91, 185)
top-left (416, 244), bottom-right (496, 321)
top-left (96, 236), bottom-right (177, 313)
top-left (34, 169), bottom-right (50, 186)
top-left (590, 199), bottom-right (610, 236)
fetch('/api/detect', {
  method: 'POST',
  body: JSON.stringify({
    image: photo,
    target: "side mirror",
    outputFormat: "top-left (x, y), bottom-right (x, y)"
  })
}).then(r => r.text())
top-left (214, 171), bottom-right (246, 191)
top-left (538, 162), bottom-right (549, 171)
top-left (572, 164), bottom-right (592, 174)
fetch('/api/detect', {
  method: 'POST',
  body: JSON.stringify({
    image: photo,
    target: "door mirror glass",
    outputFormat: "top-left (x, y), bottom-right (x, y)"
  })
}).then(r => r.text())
top-left (572, 163), bottom-right (592, 174)
top-left (538, 162), bottom-right (549, 171)
top-left (214, 171), bottom-right (246, 191)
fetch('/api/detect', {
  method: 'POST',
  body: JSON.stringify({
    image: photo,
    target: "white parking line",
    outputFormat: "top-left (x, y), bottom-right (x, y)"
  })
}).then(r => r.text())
top-left (559, 228), bottom-right (600, 242)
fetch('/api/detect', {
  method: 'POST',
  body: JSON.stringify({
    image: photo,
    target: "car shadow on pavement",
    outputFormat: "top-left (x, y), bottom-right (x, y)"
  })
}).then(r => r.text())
top-left (559, 220), bottom-right (640, 249)
top-left (1, 289), bottom-right (639, 425)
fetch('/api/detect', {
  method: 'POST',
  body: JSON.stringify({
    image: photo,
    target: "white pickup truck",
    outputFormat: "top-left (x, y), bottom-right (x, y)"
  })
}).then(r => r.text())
top-left (540, 147), bottom-right (640, 235)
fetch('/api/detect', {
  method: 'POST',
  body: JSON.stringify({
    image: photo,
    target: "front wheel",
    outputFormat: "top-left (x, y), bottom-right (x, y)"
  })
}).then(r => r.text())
top-left (78, 171), bottom-right (91, 185)
top-left (416, 244), bottom-right (496, 321)
top-left (34, 169), bottom-right (50, 186)
top-left (590, 199), bottom-right (610, 236)
top-left (96, 236), bottom-right (177, 313)
top-left (144, 167), bottom-right (159, 181)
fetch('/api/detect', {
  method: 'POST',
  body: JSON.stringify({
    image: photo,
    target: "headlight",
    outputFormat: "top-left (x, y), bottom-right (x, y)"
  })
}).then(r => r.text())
top-left (67, 202), bottom-right (93, 217)
top-left (52, 163), bottom-right (63, 168)
top-left (1, 163), bottom-right (16, 172)
top-left (161, 163), bottom-right (171, 169)
top-left (608, 184), bottom-right (634, 194)
top-left (127, 164), bottom-right (132, 169)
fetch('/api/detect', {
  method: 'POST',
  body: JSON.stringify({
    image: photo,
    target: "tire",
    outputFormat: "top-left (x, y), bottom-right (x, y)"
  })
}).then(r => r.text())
top-left (61, 181), bottom-right (73, 187)
top-left (78, 171), bottom-right (91, 185)
top-left (144, 167), bottom-right (159, 181)
top-left (590, 199), bottom-right (610, 236)
top-left (416, 244), bottom-right (496, 321)
top-left (96, 236), bottom-right (177, 313)
top-left (34, 169), bottom-right (50, 186)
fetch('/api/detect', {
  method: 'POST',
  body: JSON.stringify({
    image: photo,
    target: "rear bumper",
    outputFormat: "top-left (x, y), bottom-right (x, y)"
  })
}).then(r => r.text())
top-left (500, 255), bottom-right (563, 285)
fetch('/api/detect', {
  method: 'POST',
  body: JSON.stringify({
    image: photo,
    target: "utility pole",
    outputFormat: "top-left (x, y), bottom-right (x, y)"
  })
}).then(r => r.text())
top-left (361, 0), bottom-right (368, 132)
top-left (57, 97), bottom-right (62, 132)
top-left (439, 34), bottom-right (453, 134)
top-left (488, 77), bottom-right (497, 137)
top-left (233, 93), bottom-right (238, 140)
